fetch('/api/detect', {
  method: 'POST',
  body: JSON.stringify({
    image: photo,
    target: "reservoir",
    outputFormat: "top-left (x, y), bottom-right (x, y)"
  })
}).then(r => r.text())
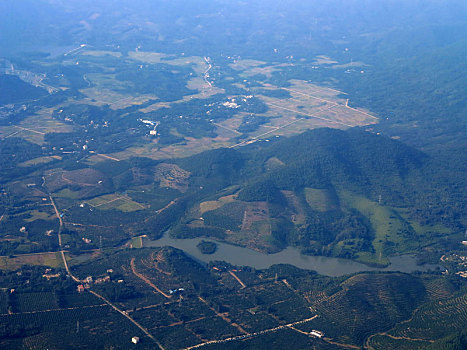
top-left (143, 235), bottom-right (440, 277)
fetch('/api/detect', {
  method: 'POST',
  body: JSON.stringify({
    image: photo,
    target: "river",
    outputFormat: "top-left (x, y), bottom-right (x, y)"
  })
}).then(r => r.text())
top-left (143, 235), bottom-right (440, 277)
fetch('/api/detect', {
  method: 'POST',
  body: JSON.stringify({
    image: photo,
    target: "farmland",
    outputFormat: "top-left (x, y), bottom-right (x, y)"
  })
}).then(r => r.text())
top-left (0, 44), bottom-right (381, 260)
top-left (1, 2), bottom-right (467, 348)
top-left (0, 247), bottom-right (465, 349)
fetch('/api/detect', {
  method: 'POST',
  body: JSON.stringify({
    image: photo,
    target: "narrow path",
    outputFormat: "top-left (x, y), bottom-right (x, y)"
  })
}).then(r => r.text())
top-left (197, 296), bottom-right (248, 335)
top-left (280, 87), bottom-right (339, 105)
top-left (2, 130), bottom-right (20, 139)
top-left (0, 303), bottom-right (107, 316)
top-left (324, 338), bottom-right (361, 349)
top-left (82, 74), bottom-right (91, 87)
top-left (280, 86), bottom-right (377, 119)
top-left (281, 279), bottom-right (294, 291)
top-left (88, 289), bottom-right (164, 349)
top-left (287, 325), bottom-right (310, 336)
top-left (212, 122), bottom-right (242, 135)
top-left (155, 199), bottom-right (178, 215)
top-left (44, 176), bottom-right (163, 347)
top-left (14, 125), bottom-right (45, 135)
top-left (266, 102), bottom-right (353, 127)
top-left (64, 45), bottom-right (86, 56)
top-left (87, 195), bottom-right (129, 208)
top-left (203, 57), bottom-right (213, 87)
top-left (48, 192), bottom-right (77, 280)
top-left (183, 315), bottom-right (318, 350)
top-left (89, 152), bottom-right (120, 162)
top-left (365, 332), bottom-right (433, 349)
top-left (43, 176), bottom-right (84, 283)
top-left (130, 258), bottom-right (171, 298)
top-left (230, 117), bottom-right (305, 148)
top-left (229, 270), bottom-right (246, 289)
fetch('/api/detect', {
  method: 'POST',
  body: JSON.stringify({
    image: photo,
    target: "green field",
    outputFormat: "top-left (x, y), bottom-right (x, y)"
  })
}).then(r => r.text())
top-left (304, 188), bottom-right (338, 212)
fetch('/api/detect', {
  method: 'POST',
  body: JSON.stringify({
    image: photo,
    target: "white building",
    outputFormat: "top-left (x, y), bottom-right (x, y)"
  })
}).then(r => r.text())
top-left (131, 336), bottom-right (140, 344)
top-left (310, 330), bottom-right (324, 338)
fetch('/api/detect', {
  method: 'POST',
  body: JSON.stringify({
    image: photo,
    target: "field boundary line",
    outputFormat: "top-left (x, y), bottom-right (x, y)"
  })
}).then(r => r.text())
top-left (0, 303), bottom-right (108, 316)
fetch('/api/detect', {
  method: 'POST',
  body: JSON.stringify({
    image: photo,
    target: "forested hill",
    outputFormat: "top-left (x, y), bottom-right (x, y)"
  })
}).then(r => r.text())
top-left (170, 127), bottom-right (464, 263)
top-left (239, 129), bottom-right (424, 202)
top-left (244, 128), bottom-right (464, 226)
top-left (176, 127), bottom-right (464, 230)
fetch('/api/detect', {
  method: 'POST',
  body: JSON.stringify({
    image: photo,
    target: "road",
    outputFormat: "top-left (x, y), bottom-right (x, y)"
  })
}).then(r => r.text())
top-left (14, 125), bottom-right (46, 135)
top-left (365, 332), bottom-right (433, 350)
top-left (47, 190), bottom-right (82, 283)
top-left (230, 117), bottom-right (306, 148)
top-left (281, 86), bottom-right (377, 120)
top-left (203, 57), bottom-right (213, 87)
top-left (42, 178), bottom-right (165, 347)
top-left (198, 296), bottom-right (248, 335)
top-left (265, 101), bottom-right (354, 127)
top-left (0, 303), bottom-right (107, 317)
top-left (64, 45), bottom-right (86, 56)
top-left (183, 315), bottom-right (319, 350)
top-left (88, 289), bottom-right (165, 349)
top-left (89, 152), bottom-right (120, 162)
top-left (155, 199), bottom-right (178, 215)
top-left (130, 258), bottom-right (172, 298)
top-left (229, 270), bottom-right (246, 289)
top-left (212, 121), bottom-right (242, 135)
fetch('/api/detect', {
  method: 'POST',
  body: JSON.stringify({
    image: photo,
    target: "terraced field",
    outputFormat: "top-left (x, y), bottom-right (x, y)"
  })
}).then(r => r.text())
top-left (388, 293), bottom-right (467, 341)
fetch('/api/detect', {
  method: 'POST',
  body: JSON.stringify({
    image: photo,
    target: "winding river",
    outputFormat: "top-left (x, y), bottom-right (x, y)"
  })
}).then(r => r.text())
top-left (143, 235), bottom-right (440, 277)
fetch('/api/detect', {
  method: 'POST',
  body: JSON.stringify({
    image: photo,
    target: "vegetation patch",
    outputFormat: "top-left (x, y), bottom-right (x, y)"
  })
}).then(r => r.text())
top-left (304, 188), bottom-right (338, 212)
top-left (196, 240), bottom-right (217, 254)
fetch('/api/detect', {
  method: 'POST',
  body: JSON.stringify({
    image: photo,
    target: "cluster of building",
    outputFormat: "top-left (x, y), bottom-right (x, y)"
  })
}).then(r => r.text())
top-left (77, 271), bottom-right (114, 292)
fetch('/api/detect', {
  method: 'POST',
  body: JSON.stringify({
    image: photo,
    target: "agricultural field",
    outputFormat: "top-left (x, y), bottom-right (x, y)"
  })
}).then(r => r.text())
top-left (84, 193), bottom-right (146, 212)
top-left (0, 44), bottom-right (383, 260)
top-left (0, 239), bottom-right (464, 350)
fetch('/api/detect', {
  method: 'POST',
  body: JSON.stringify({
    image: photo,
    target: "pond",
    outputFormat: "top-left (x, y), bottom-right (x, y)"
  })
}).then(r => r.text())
top-left (143, 234), bottom-right (440, 277)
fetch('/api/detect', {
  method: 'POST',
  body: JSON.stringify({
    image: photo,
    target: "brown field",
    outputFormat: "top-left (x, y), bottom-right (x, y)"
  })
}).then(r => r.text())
top-left (111, 74), bottom-right (378, 159)
top-left (312, 55), bottom-right (338, 65)
top-left (305, 188), bottom-right (338, 212)
top-left (127, 51), bottom-right (171, 64)
top-left (240, 202), bottom-right (269, 231)
top-left (198, 197), bottom-right (276, 253)
top-left (44, 168), bottom-right (107, 199)
top-left (112, 135), bottom-right (233, 160)
top-left (199, 195), bottom-right (237, 214)
top-left (0, 109), bottom-right (73, 145)
top-left (24, 209), bottom-right (56, 222)
top-left (19, 155), bottom-right (62, 167)
top-left (154, 163), bottom-right (190, 192)
top-left (79, 87), bottom-right (156, 109)
top-left (229, 59), bottom-right (267, 71)
top-left (6, 180), bottom-right (47, 199)
top-left (281, 190), bottom-right (306, 225)
top-left (81, 50), bottom-right (122, 58)
top-left (85, 194), bottom-right (146, 212)
top-left (11, 49), bottom-right (378, 166)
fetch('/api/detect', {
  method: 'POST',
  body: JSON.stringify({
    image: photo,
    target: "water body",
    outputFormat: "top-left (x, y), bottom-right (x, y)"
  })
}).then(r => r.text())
top-left (144, 235), bottom-right (440, 277)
